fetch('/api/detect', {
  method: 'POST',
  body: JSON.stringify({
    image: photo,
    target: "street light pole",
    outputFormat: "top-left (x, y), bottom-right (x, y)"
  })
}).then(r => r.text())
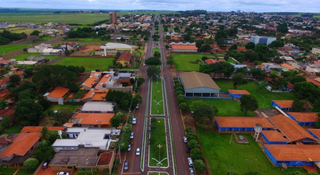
top-left (157, 144), bottom-right (162, 165)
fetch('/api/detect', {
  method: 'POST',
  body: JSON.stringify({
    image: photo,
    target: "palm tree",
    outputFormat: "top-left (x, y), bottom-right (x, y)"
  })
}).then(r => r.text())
top-left (40, 127), bottom-right (50, 141)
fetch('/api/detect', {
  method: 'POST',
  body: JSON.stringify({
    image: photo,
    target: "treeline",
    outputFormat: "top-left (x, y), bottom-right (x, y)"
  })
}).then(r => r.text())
top-left (0, 30), bottom-right (27, 44)
top-left (66, 27), bottom-right (110, 40)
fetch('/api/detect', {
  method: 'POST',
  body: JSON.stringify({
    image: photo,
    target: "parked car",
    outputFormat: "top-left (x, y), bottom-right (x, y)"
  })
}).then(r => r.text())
top-left (123, 160), bottom-right (129, 171)
top-left (42, 161), bottom-right (49, 169)
top-left (130, 132), bottom-right (134, 139)
top-left (128, 144), bottom-right (131, 151)
top-left (189, 167), bottom-right (194, 175)
top-left (183, 136), bottom-right (187, 143)
top-left (186, 145), bottom-right (190, 153)
top-left (57, 172), bottom-right (69, 175)
top-left (136, 148), bottom-right (140, 156)
top-left (136, 104), bottom-right (139, 109)
top-left (188, 157), bottom-right (193, 166)
top-left (132, 117), bottom-right (137, 125)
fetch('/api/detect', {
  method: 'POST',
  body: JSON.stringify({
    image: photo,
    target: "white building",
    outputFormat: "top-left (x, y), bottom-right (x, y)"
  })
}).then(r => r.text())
top-left (250, 36), bottom-right (276, 45)
top-left (100, 43), bottom-right (133, 57)
top-left (312, 47), bottom-right (320, 55)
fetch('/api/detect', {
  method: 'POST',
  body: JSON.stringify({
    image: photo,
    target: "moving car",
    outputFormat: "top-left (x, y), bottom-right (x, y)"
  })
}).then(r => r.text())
top-left (123, 160), bottom-right (129, 171)
top-left (136, 148), bottom-right (140, 156)
top-left (183, 136), bottom-right (187, 143)
top-left (136, 104), bottom-right (139, 109)
top-left (188, 157), bottom-right (193, 166)
top-left (132, 117), bottom-right (137, 125)
top-left (130, 132), bottom-right (134, 139)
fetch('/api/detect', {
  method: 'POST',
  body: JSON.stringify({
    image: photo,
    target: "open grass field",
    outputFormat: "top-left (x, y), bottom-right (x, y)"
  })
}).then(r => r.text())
top-left (54, 57), bottom-right (114, 71)
top-left (151, 78), bottom-right (164, 115)
top-left (11, 53), bottom-right (59, 61)
top-left (0, 44), bottom-right (31, 55)
top-left (215, 79), bottom-right (296, 109)
top-left (50, 104), bottom-right (79, 112)
top-left (187, 98), bottom-right (255, 117)
top-left (173, 53), bottom-right (211, 71)
top-left (149, 118), bottom-right (168, 167)
top-left (197, 129), bottom-right (306, 175)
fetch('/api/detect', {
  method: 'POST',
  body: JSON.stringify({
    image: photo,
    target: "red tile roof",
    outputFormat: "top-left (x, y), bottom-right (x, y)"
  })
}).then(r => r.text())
top-left (272, 100), bottom-right (293, 108)
top-left (171, 45), bottom-right (198, 50)
top-left (280, 63), bottom-right (295, 70)
top-left (0, 109), bottom-right (14, 117)
top-left (262, 130), bottom-right (289, 142)
top-left (0, 89), bottom-right (9, 98)
top-left (265, 144), bottom-right (320, 161)
top-left (48, 87), bottom-right (69, 98)
top-left (98, 151), bottom-right (114, 165)
top-left (306, 77), bottom-right (320, 86)
top-left (288, 112), bottom-right (319, 122)
top-left (215, 117), bottom-right (274, 128)
top-left (237, 46), bottom-right (247, 52)
top-left (228, 90), bottom-right (250, 95)
top-left (269, 115), bottom-right (317, 142)
top-left (0, 133), bottom-right (40, 158)
top-left (308, 129), bottom-right (320, 139)
top-left (73, 113), bottom-right (114, 125)
top-left (117, 52), bottom-right (132, 62)
top-left (21, 126), bottom-right (65, 133)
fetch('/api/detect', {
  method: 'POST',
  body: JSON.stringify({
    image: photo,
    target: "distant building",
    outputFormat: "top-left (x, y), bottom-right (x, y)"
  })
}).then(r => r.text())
top-left (109, 12), bottom-right (117, 24)
top-left (311, 47), bottom-right (320, 55)
top-left (100, 43), bottom-right (133, 57)
top-left (170, 42), bottom-right (198, 53)
top-left (250, 36), bottom-right (276, 45)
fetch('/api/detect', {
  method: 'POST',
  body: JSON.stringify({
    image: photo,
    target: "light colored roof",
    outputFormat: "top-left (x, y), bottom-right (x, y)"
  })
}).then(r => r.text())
top-left (180, 71), bottom-right (220, 90)
top-left (16, 61), bottom-right (38, 65)
top-left (287, 112), bottom-right (319, 122)
top-left (171, 45), bottom-right (198, 50)
top-left (81, 101), bottom-right (114, 112)
top-left (261, 130), bottom-right (289, 142)
top-left (215, 117), bottom-right (274, 128)
top-left (101, 43), bottom-right (132, 50)
top-left (73, 113), bottom-right (114, 125)
top-left (308, 129), bottom-right (320, 139)
top-left (272, 100), bottom-right (293, 108)
top-left (265, 144), bottom-right (320, 161)
top-left (269, 115), bottom-right (317, 142)
top-left (48, 87), bottom-right (69, 98)
top-left (0, 133), bottom-right (40, 158)
top-left (228, 89), bottom-right (250, 95)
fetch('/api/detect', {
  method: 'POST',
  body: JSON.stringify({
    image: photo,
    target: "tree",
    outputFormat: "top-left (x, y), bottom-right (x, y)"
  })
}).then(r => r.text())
top-left (315, 116), bottom-right (320, 128)
top-left (24, 68), bottom-right (33, 78)
top-left (293, 82), bottom-right (320, 103)
top-left (193, 103), bottom-right (215, 122)
top-left (245, 42), bottom-right (255, 50)
top-left (154, 51), bottom-right (161, 58)
top-left (30, 30), bottom-right (40, 36)
top-left (190, 148), bottom-right (203, 160)
top-left (240, 95), bottom-right (258, 116)
top-left (15, 99), bottom-right (44, 126)
top-left (186, 131), bottom-right (198, 141)
top-left (40, 127), bottom-right (50, 140)
top-left (33, 140), bottom-right (55, 162)
top-left (233, 73), bottom-right (247, 89)
top-left (0, 116), bottom-right (11, 129)
top-left (23, 158), bottom-right (39, 172)
top-left (0, 100), bottom-right (8, 109)
top-left (268, 40), bottom-right (284, 48)
top-left (136, 77), bottom-right (145, 88)
top-left (277, 22), bottom-right (288, 33)
top-left (131, 94), bottom-right (142, 110)
top-left (177, 94), bottom-right (186, 104)
top-left (244, 50), bottom-right (259, 62)
top-left (166, 58), bottom-right (174, 68)
top-left (187, 139), bottom-right (199, 150)
top-left (179, 102), bottom-right (188, 112)
top-left (9, 74), bottom-right (21, 84)
top-left (145, 57), bottom-right (161, 66)
top-left (292, 100), bottom-right (304, 112)
top-left (147, 66), bottom-right (160, 79)
top-left (110, 115), bottom-right (121, 129)
top-left (249, 68), bottom-right (267, 80)
top-left (194, 159), bottom-right (206, 173)
top-left (290, 75), bottom-right (306, 84)
top-left (74, 170), bottom-right (100, 175)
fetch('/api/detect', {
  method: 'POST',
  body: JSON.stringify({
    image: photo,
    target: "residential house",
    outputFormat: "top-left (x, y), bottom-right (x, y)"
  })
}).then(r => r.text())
top-left (44, 87), bottom-right (69, 105)
top-left (81, 71), bottom-right (102, 90)
top-left (41, 48), bottom-right (61, 55)
top-left (0, 89), bottom-right (9, 99)
top-left (280, 63), bottom-right (296, 71)
top-left (205, 59), bottom-right (224, 64)
top-left (236, 46), bottom-right (247, 52)
top-left (262, 63), bottom-right (282, 72)
top-left (81, 102), bottom-right (114, 113)
top-left (95, 72), bottom-right (133, 93)
top-left (0, 109), bottom-right (14, 121)
top-left (312, 47), bottom-right (320, 55)
top-left (69, 113), bottom-right (114, 128)
top-left (116, 52), bottom-right (133, 67)
top-left (81, 89), bottom-right (108, 102)
top-left (27, 43), bottom-right (51, 53)
top-left (0, 72), bottom-right (24, 90)
top-left (0, 59), bottom-right (15, 68)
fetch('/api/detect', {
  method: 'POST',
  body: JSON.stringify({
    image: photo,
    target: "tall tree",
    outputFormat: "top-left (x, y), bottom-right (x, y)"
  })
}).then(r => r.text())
top-left (110, 115), bottom-right (121, 129)
top-left (33, 140), bottom-right (55, 162)
top-left (15, 99), bottom-right (44, 126)
top-left (292, 100), bottom-right (304, 112)
top-left (147, 66), bottom-right (160, 79)
top-left (240, 95), bottom-right (258, 116)
top-left (233, 73), bottom-right (247, 89)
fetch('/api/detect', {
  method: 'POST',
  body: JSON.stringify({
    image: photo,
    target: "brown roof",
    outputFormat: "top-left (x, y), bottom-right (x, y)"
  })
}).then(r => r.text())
top-left (272, 100), bottom-right (293, 108)
top-left (50, 147), bottom-right (99, 166)
top-left (215, 117), bottom-right (274, 128)
top-left (0, 133), bottom-right (40, 158)
top-left (0, 109), bottom-right (14, 117)
top-left (73, 113), bottom-right (114, 125)
top-left (308, 129), bottom-right (320, 138)
top-left (171, 45), bottom-right (198, 50)
top-left (21, 126), bottom-right (65, 133)
top-left (81, 89), bottom-right (108, 101)
top-left (280, 63), bottom-right (295, 70)
top-left (265, 144), bottom-right (320, 161)
top-left (269, 115), bottom-right (317, 142)
top-left (48, 87), bottom-right (69, 98)
top-left (180, 71), bottom-right (220, 90)
top-left (261, 130), bottom-right (289, 142)
top-left (288, 112), bottom-right (319, 122)
top-left (0, 89), bottom-right (9, 98)
top-left (97, 151), bottom-right (114, 165)
top-left (117, 52), bottom-right (132, 62)
top-left (228, 90), bottom-right (250, 95)
top-left (306, 77), bottom-right (320, 86)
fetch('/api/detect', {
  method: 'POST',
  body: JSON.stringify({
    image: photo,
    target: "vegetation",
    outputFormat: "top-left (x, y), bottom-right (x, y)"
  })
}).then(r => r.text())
top-left (0, 44), bottom-right (31, 55)
top-left (23, 158), bottom-right (39, 172)
top-left (173, 53), bottom-right (209, 71)
top-left (11, 53), bottom-right (59, 61)
top-left (54, 57), bottom-right (114, 71)
top-left (110, 112), bottom-right (123, 129)
top-left (33, 140), bottom-right (56, 162)
top-left (0, 30), bottom-right (27, 44)
top-left (147, 65), bottom-right (160, 79)
top-left (240, 95), bottom-right (259, 116)
top-left (151, 78), bottom-right (164, 115)
top-left (149, 118), bottom-right (168, 167)
top-left (200, 61), bottom-right (234, 78)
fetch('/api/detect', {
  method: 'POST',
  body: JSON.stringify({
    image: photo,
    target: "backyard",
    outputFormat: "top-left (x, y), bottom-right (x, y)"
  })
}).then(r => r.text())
top-left (197, 129), bottom-right (306, 175)
top-left (149, 118), bottom-right (168, 167)
top-left (50, 104), bottom-right (79, 113)
top-left (11, 53), bottom-right (59, 61)
top-left (151, 78), bottom-right (164, 115)
top-left (215, 79), bottom-right (296, 109)
top-left (173, 53), bottom-right (211, 71)
top-left (0, 44), bottom-right (31, 55)
top-left (54, 57), bottom-right (114, 71)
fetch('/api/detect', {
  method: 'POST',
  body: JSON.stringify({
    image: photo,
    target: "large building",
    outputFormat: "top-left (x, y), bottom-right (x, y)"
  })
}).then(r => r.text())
top-left (179, 71), bottom-right (220, 98)
top-left (250, 36), bottom-right (276, 45)
top-left (109, 12), bottom-right (117, 24)
top-left (100, 43), bottom-right (133, 57)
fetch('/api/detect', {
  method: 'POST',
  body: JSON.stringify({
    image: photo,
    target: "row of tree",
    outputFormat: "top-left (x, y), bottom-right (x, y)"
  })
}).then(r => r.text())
top-left (0, 30), bottom-right (27, 44)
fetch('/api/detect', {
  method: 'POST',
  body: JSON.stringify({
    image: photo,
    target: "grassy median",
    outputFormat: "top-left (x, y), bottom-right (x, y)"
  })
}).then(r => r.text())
top-left (151, 78), bottom-right (164, 115)
top-left (149, 118), bottom-right (168, 167)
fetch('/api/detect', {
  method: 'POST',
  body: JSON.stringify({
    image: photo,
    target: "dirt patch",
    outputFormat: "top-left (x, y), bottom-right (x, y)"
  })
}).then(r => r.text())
top-left (80, 45), bottom-right (101, 52)
top-left (77, 71), bottom-right (90, 84)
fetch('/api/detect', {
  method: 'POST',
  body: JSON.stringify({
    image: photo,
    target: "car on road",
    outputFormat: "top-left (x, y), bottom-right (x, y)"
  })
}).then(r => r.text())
top-left (123, 160), bottom-right (129, 171)
top-left (130, 132), bottom-right (134, 139)
top-left (127, 144), bottom-right (131, 151)
top-left (136, 104), bottom-right (139, 109)
top-left (186, 145), bottom-right (190, 153)
top-left (189, 167), bottom-right (195, 175)
top-left (136, 148), bottom-right (140, 156)
top-left (183, 136), bottom-right (187, 143)
top-left (188, 157), bottom-right (193, 166)
top-left (132, 117), bottom-right (137, 125)
top-left (57, 172), bottom-right (69, 175)
top-left (42, 161), bottom-right (49, 169)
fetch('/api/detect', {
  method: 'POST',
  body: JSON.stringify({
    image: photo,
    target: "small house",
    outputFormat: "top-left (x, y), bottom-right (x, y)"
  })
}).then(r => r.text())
top-left (228, 89), bottom-right (250, 98)
top-left (44, 87), bottom-right (69, 105)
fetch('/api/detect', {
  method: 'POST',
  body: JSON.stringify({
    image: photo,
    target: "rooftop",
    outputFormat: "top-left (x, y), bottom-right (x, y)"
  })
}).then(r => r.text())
top-left (272, 100), bottom-right (293, 108)
top-left (72, 113), bottom-right (114, 125)
top-left (21, 126), bottom-right (65, 133)
top-left (171, 45), bottom-right (198, 50)
top-left (265, 144), bottom-right (320, 161)
top-left (117, 52), bottom-right (132, 62)
top-left (215, 117), bottom-right (274, 128)
top-left (281, 63), bottom-right (295, 70)
top-left (48, 87), bottom-right (69, 98)
top-left (101, 43), bottom-right (132, 50)
top-left (308, 129), bottom-right (320, 139)
top-left (287, 112), bottom-right (319, 122)
top-left (180, 71), bottom-right (220, 90)
top-left (261, 130), bottom-right (289, 142)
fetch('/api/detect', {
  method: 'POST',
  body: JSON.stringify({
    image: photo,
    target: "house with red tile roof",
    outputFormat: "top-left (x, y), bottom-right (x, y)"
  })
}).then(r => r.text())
top-left (70, 113), bottom-right (114, 128)
top-left (20, 126), bottom-right (65, 133)
top-left (0, 109), bottom-right (14, 121)
top-left (0, 132), bottom-right (40, 166)
top-left (45, 86), bottom-right (69, 105)
top-left (81, 89), bottom-right (108, 102)
top-left (287, 112), bottom-right (319, 126)
top-left (171, 44), bottom-right (198, 53)
top-left (236, 46), bottom-right (247, 52)
top-left (0, 71), bottom-right (24, 90)
top-left (82, 71), bottom-right (102, 90)
top-left (116, 52), bottom-right (133, 67)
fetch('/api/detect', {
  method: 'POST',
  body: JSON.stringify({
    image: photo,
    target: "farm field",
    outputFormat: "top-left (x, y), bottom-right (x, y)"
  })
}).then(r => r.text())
top-left (197, 129), bottom-right (306, 175)
top-left (149, 118), bottom-right (168, 167)
top-left (215, 80), bottom-right (296, 109)
top-left (173, 53), bottom-right (211, 71)
top-left (54, 57), bottom-right (114, 71)
top-left (11, 53), bottom-right (59, 61)
top-left (151, 78), bottom-right (164, 115)
top-left (0, 44), bottom-right (31, 55)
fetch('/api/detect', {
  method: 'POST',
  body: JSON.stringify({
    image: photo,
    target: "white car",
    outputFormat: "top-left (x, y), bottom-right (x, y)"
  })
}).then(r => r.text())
top-left (136, 148), bottom-right (140, 156)
top-left (188, 157), bottom-right (193, 166)
top-left (57, 172), bottom-right (69, 175)
top-left (132, 117), bottom-right (137, 125)
top-left (130, 132), bottom-right (134, 139)
top-left (136, 104), bottom-right (139, 109)
top-left (127, 144), bottom-right (131, 151)
top-left (183, 136), bottom-right (187, 143)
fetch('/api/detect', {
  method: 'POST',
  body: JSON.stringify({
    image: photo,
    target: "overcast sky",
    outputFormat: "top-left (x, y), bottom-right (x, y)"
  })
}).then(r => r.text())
top-left (0, 0), bottom-right (319, 12)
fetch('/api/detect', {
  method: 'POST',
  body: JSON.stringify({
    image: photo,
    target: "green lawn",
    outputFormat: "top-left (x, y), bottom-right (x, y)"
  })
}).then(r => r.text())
top-left (0, 44), bottom-right (31, 55)
top-left (151, 79), bottom-right (164, 115)
top-left (11, 53), bottom-right (59, 61)
top-left (50, 104), bottom-right (78, 112)
top-left (54, 57), bottom-right (114, 71)
top-left (225, 58), bottom-right (238, 64)
top-left (197, 129), bottom-right (307, 175)
top-left (1, 125), bottom-right (21, 134)
top-left (215, 80), bottom-right (296, 109)
top-left (0, 167), bottom-right (17, 175)
top-left (154, 47), bottom-right (160, 53)
top-left (16, 169), bottom-right (33, 175)
top-left (187, 98), bottom-right (255, 117)
top-left (173, 53), bottom-right (211, 71)
top-left (149, 118), bottom-right (168, 167)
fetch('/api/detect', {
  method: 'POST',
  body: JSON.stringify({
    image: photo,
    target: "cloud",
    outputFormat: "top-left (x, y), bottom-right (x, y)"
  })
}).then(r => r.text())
top-left (0, 0), bottom-right (319, 12)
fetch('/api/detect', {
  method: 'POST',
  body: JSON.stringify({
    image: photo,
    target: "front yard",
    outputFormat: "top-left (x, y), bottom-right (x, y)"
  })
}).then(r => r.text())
top-left (54, 57), bottom-right (114, 71)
